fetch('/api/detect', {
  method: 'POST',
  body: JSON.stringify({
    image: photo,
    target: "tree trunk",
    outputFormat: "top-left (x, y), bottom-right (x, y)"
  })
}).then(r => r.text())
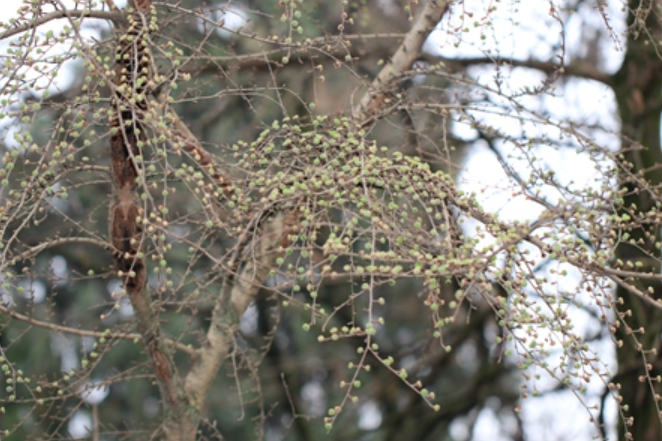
top-left (613, 2), bottom-right (662, 439)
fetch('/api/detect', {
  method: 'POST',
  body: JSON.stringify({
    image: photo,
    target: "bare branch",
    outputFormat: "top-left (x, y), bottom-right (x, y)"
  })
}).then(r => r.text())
top-left (178, 47), bottom-right (612, 87)
top-left (157, 94), bottom-right (234, 195)
top-left (108, 3), bottom-right (193, 439)
top-left (184, 212), bottom-right (289, 411)
top-left (424, 55), bottom-right (612, 85)
top-left (0, 10), bottom-right (124, 41)
top-left (0, 304), bottom-right (196, 356)
top-left (353, 0), bottom-right (451, 123)
top-left (607, 273), bottom-right (662, 310)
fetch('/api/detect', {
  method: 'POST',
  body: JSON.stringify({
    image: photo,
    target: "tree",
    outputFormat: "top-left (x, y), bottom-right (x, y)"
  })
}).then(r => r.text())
top-left (1, 0), bottom-right (662, 440)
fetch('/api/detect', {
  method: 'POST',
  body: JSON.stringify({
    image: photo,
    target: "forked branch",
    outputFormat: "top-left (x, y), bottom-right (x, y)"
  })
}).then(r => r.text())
top-left (353, 0), bottom-right (451, 123)
top-left (183, 212), bottom-right (290, 421)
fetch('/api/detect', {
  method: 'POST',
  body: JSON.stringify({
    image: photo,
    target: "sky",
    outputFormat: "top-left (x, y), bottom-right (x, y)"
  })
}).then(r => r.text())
top-left (0, 0), bottom-right (633, 439)
top-left (435, 2), bottom-right (624, 440)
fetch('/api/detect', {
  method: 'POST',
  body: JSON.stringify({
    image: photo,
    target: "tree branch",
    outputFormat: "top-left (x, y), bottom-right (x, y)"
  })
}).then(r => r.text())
top-left (0, 304), bottom-right (195, 356)
top-left (0, 9), bottom-right (124, 41)
top-left (172, 32), bottom-right (407, 74)
top-left (157, 94), bottom-right (234, 195)
top-left (180, 49), bottom-right (612, 88)
top-left (107, 3), bottom-right (192, 439)
top-left (170, 31), bottom-right (610, 88)
top-left (183, 211), bottom-right (289, 420)
top-left (353, 0), bottom-right (451, 123)
top-left (424, 55), bottom-right (612, 85)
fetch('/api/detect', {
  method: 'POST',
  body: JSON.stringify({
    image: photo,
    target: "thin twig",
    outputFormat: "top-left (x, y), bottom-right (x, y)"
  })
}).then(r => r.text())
top-left (0, 10), bottom-right (124, 41)
top-left (0, 304), bottom-right (196, 356)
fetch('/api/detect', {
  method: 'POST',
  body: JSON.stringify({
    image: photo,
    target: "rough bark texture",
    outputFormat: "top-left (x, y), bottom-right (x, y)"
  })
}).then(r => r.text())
top-left (613, 1), bottom-right (662, 439)
top-left (109, 2), bottom-right (192, 439)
